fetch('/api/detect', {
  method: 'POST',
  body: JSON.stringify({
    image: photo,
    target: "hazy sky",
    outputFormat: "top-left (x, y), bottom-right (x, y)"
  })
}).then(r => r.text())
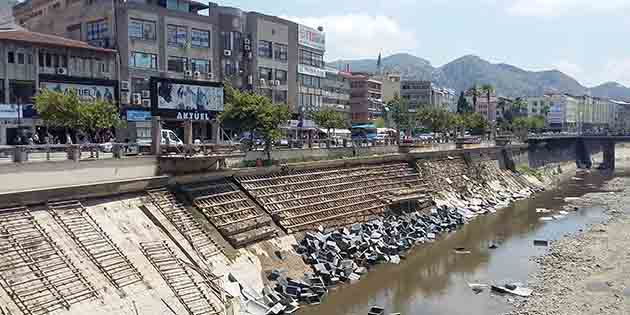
top-left (219, 0), bottom-right (630, 87)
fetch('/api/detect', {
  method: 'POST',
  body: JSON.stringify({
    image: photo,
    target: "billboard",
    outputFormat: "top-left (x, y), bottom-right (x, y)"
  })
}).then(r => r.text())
top-left (127, 109), bottom-right (152, 122)
top-left (298, 24), bottom-right (325, 51)
top-left (40, 81), bottom-right (115, 103)
top-left (151, 78), bottom-right (224, 121)
top-left (0, 104), bottom-right (21, 119)
top-left (298, 64), bottom-right (326, 78)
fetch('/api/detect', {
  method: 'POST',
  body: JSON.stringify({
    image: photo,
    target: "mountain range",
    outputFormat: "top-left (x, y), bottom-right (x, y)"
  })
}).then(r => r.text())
top-left (328, 53), bottom-right (630, 101)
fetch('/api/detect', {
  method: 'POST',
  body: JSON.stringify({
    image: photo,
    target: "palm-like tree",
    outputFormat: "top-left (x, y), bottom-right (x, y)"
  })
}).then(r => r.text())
top-left (467, 86), bottom-right (481, 111)
top-left (480, 84), bottom-right (494, 115)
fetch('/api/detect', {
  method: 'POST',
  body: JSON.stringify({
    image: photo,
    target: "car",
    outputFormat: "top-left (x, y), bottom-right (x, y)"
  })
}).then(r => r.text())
top-left (99, 142), bottom-right (113, 153)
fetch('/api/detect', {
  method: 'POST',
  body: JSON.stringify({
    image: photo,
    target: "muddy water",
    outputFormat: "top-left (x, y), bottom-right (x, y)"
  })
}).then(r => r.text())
top-left (299, 170), bottom-right (617, 315)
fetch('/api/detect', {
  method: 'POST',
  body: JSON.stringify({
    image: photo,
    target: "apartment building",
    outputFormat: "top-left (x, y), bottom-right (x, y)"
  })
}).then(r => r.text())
top-left (322, 68), bottom-right (351, 121)
top-left (349, 73), bottom-right (383, 124)
top-left (0, 28), bottom-right (117, 144)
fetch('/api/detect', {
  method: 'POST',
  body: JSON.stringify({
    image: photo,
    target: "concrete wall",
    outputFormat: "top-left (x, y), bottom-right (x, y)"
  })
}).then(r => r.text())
top-left (243, 145), bottom-right (399, 162)
top-left (0, 156), bottom-right (159, 193)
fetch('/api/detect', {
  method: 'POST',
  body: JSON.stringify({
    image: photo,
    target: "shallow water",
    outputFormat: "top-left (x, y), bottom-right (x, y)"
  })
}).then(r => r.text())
top-left (298, 169), bottom-right (619, 315)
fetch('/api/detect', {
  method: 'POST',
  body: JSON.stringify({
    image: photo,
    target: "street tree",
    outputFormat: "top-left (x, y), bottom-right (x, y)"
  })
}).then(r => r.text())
top-left (310, 108), bottom-right (347, 147)
top-left (34, 89), bottom-right (123, 143)
top-left (463, 112), bottom-right (489, 135)
top-left (388, 95), bottom-right (413, 141)
top-left (457, 91), bottom-right (471, 113)
top-left (220, 84), bottom-right (290, 160)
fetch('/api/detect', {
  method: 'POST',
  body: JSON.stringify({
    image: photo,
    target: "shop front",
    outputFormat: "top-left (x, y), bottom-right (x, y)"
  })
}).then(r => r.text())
top-left (150, 77), bottom-right (224, 143)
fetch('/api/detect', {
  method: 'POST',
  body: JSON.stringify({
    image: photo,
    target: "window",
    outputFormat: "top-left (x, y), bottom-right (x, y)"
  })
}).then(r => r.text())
top-left (130, 52), bottom-right (158, 69)
top-left (191, 29), bottom-right (209, 48)
top-left (131, 77), bottom-right (150, 95)
top-left (168, 56), bottom-right (188, 73)
top-left (299, 93), bottom-right (322, 110)
top-left (299, 49), bottom-right (324, 68)
top-left (87, 19), bottom-right (108, 41)
top-left (258, 67), bottom-right (273, 82)
top-left (258, 40), bottom-right (272, 58)
top-left (17, 53), bottom-right (24, 64)
top-left (97, 59), bottom-right (110, 73)
top-left (129, 19), bottom-right (156, 40)
top-left (274, 90), bottom-right (287, 104)
top-left (27, 54), bottom-right (33, 65)
top-left (9, 81), bottom-right (35, 105)
top-left (7, 52), bottom-right (15, 63)
top-left (223, 60), bottom-right (238, 76)
top-left (299, 74), bottom-right (320, 88)
top-left (66, 24), bottom-right (81, 40)
top-left (191, 59), bottom-right (210, 73)
top-left (167, 24), bottom-right (187, 47)
top-left (274, 43), bottom-right (287, 61)
top-left (275, 69), bottom-right (287, 84)
top-left (60, 55), bottom-right (67, 68)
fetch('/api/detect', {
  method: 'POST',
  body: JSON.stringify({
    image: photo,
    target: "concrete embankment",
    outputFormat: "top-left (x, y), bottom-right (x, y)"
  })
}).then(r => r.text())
top-left (0, 145), bottom-right (578, 315)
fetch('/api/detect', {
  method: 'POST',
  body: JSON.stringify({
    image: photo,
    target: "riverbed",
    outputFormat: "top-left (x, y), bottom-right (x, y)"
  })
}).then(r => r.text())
top-left (298, 168), bottom-right (618, 315)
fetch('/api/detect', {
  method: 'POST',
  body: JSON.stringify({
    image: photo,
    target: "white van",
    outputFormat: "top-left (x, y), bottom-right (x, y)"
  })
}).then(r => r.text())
top-left (137, 129), bottom-right (183, 152)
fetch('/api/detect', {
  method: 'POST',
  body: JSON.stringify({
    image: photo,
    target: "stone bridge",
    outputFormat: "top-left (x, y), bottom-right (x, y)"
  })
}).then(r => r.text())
top-left (527, 135), bottom-right (629, 169)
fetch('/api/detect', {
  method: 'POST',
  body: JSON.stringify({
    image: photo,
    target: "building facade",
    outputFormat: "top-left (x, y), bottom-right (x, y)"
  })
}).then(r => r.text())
top-left (321, 68), bottom-right (351, 121)
top-left (13, 0), bottom-right (326, 140)
top-left (466, 90), bottom-right (497, 123)
top-left (377, 72), bottom-right (400, 104)
top-left (0, 29), bottom-right (117, 144)
top-left (349, 73), bottom-right (383, 124)
top-left (401, 80), bottom-right (455, 112)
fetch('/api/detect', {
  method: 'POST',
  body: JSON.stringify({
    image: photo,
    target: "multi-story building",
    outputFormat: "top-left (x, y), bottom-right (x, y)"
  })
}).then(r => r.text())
top-left (401, 80), bottom-right (455, 112)
top-left (377, 72), bottom-right (400, 104)
top-left (349, 73), bottom-right (383, 124)
top-left (296, 24), bottom-right (326, 116)
top-left (466, 89), bottom-right (497, 122)
top-left (13, 0), bottom-right (326, 141)
top-left (611, 99), bottom-right (630, 133)
top-left (14, 0), bottom-right (224, 142)
top-left (400, 80), bottom-right (431, 112)
top-left (0, 28), bottom-right (118, 144)
top-left (322, 67), bottom-right (351, 121)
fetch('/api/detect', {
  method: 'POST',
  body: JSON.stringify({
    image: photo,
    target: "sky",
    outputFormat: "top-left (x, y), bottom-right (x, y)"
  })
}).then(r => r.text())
top-left (219, 0), bottom-right (630, 87)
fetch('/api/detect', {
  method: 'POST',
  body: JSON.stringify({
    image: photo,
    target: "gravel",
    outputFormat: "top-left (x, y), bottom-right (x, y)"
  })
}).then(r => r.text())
top-left (507, 176), bottom-right (630, 315)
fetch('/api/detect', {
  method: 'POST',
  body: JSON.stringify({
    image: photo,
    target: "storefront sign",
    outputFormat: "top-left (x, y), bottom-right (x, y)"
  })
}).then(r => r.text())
top-left (298, 64), bottom-right (326, 78)
top-left (151, 78), bottom-right (224, 121)
top-left (127, 109), bottom-right (152, 122)
top-left (40, 81), bottom-right (115, 103)
top-left (298, 24), bottom-right (325, 51)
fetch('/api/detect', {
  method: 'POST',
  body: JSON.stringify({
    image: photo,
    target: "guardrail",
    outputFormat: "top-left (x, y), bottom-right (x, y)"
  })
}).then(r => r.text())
top-left (0, 142), bottom-right (244, 164)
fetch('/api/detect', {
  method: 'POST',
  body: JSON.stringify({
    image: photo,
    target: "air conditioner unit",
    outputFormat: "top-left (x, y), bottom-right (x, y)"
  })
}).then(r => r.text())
top-left (56, 67), bottom-right (67, 75)
top-left (247, 52), bottom-right (253, 59)
top-left (132, 93), bottom-right (142, 105)
top-left (244, 38), bottom-right (251, 45)
top-left (142, 99), bottom-right (150, 107)
top-left (185, 70), bottom-right (193, 77)
top-left (194, 71), bottom-right (201, 78)
top-left (207, 72), bottom-right (213, 79)
top-left (274, 80), bottom-right (281, 86)
top-left (223, 49), bottom-right (232, 56)
top-left (259, 78), bottom-right (266, 86)
top-left (141, 90), bottom-right (150, 98)
top-left (120, 80), bottom-right (130, 91)
top-left (244, 44), bottom-right (251, 51)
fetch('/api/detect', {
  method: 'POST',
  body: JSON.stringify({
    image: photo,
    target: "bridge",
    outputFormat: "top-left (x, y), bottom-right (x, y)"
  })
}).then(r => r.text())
top-left (527, 135), bottom-right (630, 170)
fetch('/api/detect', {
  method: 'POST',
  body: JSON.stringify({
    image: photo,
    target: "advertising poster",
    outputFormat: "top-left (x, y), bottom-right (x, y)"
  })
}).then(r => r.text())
top-left (156, 81), bottom-right (224, 112)
top-left (40, 81), bottom-right (115, 103)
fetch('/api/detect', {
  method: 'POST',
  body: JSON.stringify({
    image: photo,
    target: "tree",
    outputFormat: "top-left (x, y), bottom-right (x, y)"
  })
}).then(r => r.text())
top-left (310, 108), bottom-right (347, 147)
top-left (463, 112), bottom-right (489, 135)
top-left (457, 91), bottom-right (471, 113)
top-left (34, 89), bottom-right (123, 142)
top-left (220, 84), bottom-right (290, 160)
top-left (480, 84), bottom-right (494, 112)
top-left (388, 95), bottom-right (413, 141)
top-left (467, 86), bottom-right (481, 112)
top-left (373, 117), bottom-right (386, 128)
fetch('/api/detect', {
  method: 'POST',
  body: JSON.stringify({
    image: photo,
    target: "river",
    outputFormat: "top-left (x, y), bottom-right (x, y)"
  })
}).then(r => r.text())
top-left (298, 168), bottom-right (618, 315)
